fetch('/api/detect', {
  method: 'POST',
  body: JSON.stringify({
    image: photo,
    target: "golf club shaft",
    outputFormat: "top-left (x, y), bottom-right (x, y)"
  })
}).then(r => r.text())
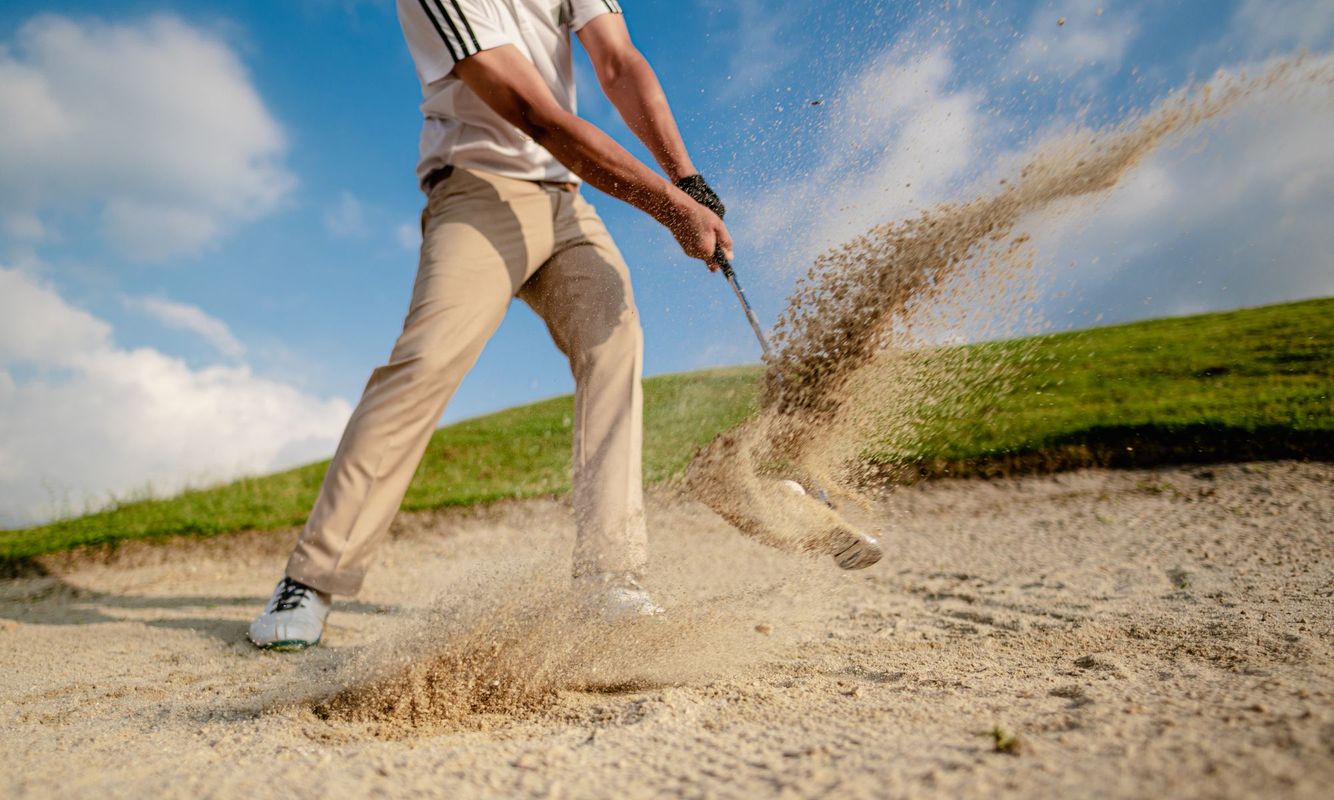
top-left (714, 251), bottom-right (772, 359)
top-left (712, 249), bottom-right (835, 508)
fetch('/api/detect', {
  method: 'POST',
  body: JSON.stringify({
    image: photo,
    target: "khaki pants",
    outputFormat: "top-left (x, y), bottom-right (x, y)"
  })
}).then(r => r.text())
top-left (286, 168), bottom-right (646, 595)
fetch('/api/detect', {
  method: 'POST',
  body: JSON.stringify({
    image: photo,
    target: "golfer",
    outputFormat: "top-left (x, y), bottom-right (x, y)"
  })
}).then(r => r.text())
top-left (249, 0), bottom-right (731, 649)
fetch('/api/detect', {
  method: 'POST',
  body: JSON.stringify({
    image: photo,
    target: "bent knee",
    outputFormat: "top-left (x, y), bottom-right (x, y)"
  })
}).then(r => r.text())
top-left (386, 299), bottom-right (509, 376)
top-left (601, 306), bottom-right (643, 354)
top-left (573, 306), bottom-right (643, 369)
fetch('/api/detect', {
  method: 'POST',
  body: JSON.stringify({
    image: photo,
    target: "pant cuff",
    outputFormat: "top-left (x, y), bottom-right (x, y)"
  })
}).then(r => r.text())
top-left (284, 555), bottom-right (366, 597)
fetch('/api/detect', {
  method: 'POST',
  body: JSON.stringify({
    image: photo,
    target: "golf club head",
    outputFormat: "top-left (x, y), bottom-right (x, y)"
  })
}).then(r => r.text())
top-left (831, 528), bottom-right (883, 570)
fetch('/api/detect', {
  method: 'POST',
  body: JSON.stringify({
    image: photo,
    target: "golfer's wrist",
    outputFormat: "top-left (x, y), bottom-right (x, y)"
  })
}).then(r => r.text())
top-left (651, 184), bottom-right (696, 228)
top-left (666, 158), bottom-right (697, 183)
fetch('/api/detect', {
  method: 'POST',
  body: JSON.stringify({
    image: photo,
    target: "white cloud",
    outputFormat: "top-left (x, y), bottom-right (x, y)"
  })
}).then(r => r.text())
top-left (1027, 68), bottom-right (1334, 326)
top-left (1010, 4), bottom-right (1136, 78)
top-left (0, 267), bottom-right (109, 366)
top-left (124, 294), bottom-right (247, 359)
top-left (1189, 0), bottom-right (1334, 73)
top-left (0, 14), bottom-right (294, 262)
top-left (2, 211), bottom-right (46, 242)
top-left (734, 24), bottom-right (1334, 341)
top-left (713, 0), bottom-right (802, 103)
top-left (325, 191), bottom-right (368, 238)
top-left (735, 46), bottom-right (990, 271)
top-left (1231, 0), bottom-right (1334, 54)
top-left (101, 200), bottom-right (223, 262)
top-left (396, 220), bottom-right (421, 251)
top-left (0, 266), bottom-right (352, 527)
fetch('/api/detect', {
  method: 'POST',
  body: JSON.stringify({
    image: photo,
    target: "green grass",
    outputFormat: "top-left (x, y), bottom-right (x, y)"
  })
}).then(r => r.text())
top-left (0, 366), bottom-right (761, 563)
top-left (2, 298), bottom-right (1330, 563)
top-left (886, 297), bottom-right (1332, 477)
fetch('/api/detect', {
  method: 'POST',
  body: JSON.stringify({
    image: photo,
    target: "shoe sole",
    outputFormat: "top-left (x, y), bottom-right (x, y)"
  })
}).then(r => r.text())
top-left (248, 622), bottom-right (325, 652)
top-left (255, 637), bottom-right (321, 652)
top-left (578, 600), bottom-right (666, 624)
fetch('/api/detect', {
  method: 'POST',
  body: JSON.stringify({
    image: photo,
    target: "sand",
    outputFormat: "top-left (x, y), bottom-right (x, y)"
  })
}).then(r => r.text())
top-left (2, 460), bottom-right (1331, 798)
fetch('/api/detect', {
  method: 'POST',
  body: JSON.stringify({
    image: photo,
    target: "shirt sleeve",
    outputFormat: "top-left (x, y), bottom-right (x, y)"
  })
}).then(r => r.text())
top-left (568, 0), bottom-right (623, 32)
top-left (396, 0), bottom-right (516, 84)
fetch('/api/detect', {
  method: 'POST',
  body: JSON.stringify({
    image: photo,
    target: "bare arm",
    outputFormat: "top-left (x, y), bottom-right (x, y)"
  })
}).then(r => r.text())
top-left (453, 45), bottom-right (730, 266)
top-left (577, 14), bottom-right (696, 182)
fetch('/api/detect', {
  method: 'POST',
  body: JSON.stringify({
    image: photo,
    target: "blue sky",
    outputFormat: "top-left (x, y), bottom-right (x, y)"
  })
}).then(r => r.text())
top-left (2, 0), bottom-right (1332, 526)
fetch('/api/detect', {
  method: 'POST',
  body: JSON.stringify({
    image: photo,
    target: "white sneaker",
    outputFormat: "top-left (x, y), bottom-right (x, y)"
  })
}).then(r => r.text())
top-left (576, 574), bottom-right (665, 622)
top-left (248, 577), bottom-right (331, 650)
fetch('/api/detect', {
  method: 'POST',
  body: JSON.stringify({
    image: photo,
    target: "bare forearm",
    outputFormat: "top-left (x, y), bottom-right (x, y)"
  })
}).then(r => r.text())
top-left (451, 42), bottom-right (729, 264)
top-left (525, 108), bottom-right (691, 226)
top-left (599, 53), bottom-right (696, 181)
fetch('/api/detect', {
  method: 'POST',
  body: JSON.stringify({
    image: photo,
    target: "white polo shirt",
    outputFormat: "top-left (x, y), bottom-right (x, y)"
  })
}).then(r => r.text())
top-left (396, 0), bottom-right (623, 189)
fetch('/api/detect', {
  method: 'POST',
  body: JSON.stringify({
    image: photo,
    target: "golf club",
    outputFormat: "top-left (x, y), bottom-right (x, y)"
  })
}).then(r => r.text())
top-left (712, 247), bottom-right (834, 508)
top-left (714, 249), bottom-right (772, 359)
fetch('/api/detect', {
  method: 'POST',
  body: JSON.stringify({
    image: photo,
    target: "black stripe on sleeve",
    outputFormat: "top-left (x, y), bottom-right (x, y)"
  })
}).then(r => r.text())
top-left (416, 0), bottom-right (460, 61)
top-left (431, 0), bottom-right (474, 57)
top-left (448, 0), bottom-right (483, 52)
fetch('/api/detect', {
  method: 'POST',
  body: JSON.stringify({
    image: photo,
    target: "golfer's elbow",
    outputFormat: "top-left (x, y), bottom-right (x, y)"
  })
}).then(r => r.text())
top-left (512, 100), bottom-right (567, 142)
top-left (596, 47), bottom-right (648, 91)
top-left (518, 105), bottom-right (580, 151)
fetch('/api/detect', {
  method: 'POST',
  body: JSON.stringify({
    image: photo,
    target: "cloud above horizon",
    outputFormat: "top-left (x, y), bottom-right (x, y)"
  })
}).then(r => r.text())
top-left (710, 0), bottom-right (804, 103)
top-left (1009, 3), bottom-right (1137, 79)
top-left (1028, 69), bottom-right (1334, 327)
top-left (0, 266), bottom-right (351, 528)
top-left (733, 44), bottom-right (992, 271)
top-left (123, 294), bottom-right (248, 360)
top-left (0, 14), bottom-right (294, 262)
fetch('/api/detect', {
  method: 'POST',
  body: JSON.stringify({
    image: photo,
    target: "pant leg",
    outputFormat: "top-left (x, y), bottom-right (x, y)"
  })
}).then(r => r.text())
top-left (287, 169), bottom-right (558, 595)
top-left (517, 191), bottom-right (646, 580)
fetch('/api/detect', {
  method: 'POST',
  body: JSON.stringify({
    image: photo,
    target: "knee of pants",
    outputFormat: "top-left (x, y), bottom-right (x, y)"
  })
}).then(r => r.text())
top-left (576, 309), bottom-right (643, 374)
top-left (389, 289), bottom-right (512, 375)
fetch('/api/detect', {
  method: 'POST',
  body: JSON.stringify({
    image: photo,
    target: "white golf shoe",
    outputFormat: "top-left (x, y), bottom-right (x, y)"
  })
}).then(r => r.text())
top-left (248, 577), bottom-right (331, 651)
top-left (576, 574), bottom-right (665, 622)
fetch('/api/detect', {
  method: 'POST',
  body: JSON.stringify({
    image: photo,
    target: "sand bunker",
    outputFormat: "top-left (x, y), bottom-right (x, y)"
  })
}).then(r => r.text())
top-left (3, 463), bottom-right (1331, 798)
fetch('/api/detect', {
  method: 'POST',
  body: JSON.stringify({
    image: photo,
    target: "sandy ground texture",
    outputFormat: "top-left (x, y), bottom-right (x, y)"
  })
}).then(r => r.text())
top-left (1, 460), bottom-right (1331, 799)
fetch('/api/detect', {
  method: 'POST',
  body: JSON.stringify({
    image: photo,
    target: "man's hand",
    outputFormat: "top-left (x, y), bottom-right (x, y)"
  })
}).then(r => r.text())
top-left (666, 195), bottom-right (732, 271)
top-left (577, 15), bottom-right (731, 269)
top-left (671, 174), bottom-right (730, 270)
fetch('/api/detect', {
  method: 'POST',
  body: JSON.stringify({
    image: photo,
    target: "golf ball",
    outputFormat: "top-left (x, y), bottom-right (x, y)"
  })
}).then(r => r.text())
top-left (778, 479), bottom-right (807, 496)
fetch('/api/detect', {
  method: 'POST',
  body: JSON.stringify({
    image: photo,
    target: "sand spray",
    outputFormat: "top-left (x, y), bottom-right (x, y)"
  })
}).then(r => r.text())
top-left (685, 56), bottom-right (1333, 559)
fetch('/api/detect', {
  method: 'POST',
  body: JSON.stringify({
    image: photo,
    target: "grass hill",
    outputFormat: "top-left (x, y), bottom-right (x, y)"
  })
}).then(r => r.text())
top-left (2, 297), bottom-right (1330, 563)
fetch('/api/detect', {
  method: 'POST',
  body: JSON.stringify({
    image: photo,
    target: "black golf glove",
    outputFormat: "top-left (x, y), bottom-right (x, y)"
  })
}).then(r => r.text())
top-left (674, 174), bottom-right (726, 219)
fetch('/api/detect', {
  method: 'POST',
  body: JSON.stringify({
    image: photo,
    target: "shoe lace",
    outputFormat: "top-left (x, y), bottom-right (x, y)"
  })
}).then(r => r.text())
top-left (273, 578), bottom-right (314, 612)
